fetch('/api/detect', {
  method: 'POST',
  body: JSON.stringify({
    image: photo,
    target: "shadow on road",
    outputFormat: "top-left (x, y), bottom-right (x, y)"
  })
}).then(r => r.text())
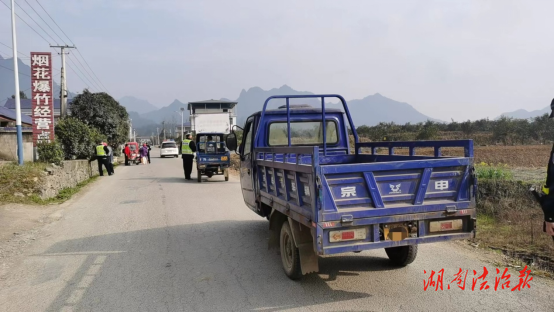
top-left (39, 220), bottom-right (397, 311)
top-left (122, 177), bottom-right (238, 184)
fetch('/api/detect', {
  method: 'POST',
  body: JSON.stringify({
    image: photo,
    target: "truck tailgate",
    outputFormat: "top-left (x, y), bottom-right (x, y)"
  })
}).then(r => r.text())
top-left (320, 157), bottom-right (474, 221)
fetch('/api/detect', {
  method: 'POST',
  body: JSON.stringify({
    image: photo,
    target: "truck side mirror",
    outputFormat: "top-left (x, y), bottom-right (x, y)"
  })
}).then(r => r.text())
top-left (226, 132), bottom-right (238, 151)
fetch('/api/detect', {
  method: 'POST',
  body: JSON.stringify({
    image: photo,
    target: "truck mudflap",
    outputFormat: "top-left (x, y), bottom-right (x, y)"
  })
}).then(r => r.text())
top-left (315, 209), bottom-right (476, 255)
top-left (287, 217), bottom-right (319, 275)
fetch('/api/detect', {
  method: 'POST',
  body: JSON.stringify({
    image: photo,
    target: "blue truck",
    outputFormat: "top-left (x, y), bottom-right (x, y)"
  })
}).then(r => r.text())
top-left (225, 94), bottom-right (477, 280)
top-left (195, 132), bottom-right (231, 182)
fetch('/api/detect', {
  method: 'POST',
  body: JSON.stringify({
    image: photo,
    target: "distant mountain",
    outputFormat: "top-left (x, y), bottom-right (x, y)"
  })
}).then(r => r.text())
top-left (234, 85), bottom-right (437, 126)
top-left (123, 85), bottom-right (440, 134)
top-left (140, 99), bottom-right (188, 124)
top-left (119, 96), bottom-right (159, 115)
top-left (235, 85), bottom-right (320, 125)
top-left (345, 93), bottom-right (441, 126)
top-left (498, 107), bottom-right (549, 120)
top-left (129, 111), bottom-right (155, 126)
top-left (0, 57), bottom-right (75, 103)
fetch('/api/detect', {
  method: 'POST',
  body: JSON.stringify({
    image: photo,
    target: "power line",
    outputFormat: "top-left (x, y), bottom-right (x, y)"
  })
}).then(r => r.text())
top-left (0, 0), bottom-right (50, 44)
top-left (33, 0), bottom-right (108, 93)
top-left (23, 0), bottom-right (65, 44)
top-left (4, 0), bottom-right (109, 94)
top-left (0, 41), bottom-right (31, 58)
top-left (75, 49), bottom-right (108, 93)
top-left (0, 64), bottom-right (31, 77)
top-left (10, 0), bottom-right (58, 44)
top-left (67, 52), bottom-right (102, 91)
top-left (66, 63), bottom-right (91, 91)
top-left (34, 0), bottom-right (74, 45)
top-left (66, 55), bottom-right (97, 92)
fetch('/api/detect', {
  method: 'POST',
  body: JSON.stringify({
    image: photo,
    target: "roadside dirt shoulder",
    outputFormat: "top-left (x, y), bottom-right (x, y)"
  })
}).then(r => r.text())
top-left (0, 179), bottom-right (97, 279)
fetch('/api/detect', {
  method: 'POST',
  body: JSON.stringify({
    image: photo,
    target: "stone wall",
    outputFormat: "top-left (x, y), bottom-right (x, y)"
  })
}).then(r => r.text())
top-left (39, 160), bottom-right (100, 199)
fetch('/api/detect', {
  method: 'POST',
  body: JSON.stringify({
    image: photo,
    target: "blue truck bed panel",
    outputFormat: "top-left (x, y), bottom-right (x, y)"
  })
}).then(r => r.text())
top-left (255, 140), bottom-right (476, 255)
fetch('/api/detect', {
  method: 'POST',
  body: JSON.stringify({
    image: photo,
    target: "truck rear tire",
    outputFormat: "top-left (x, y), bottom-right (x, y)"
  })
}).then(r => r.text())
top-left (385, 245), bottom-right (418, 266)
top-left (280, 221), bottom-right (302, 280)
top-left (197, 170), bottom-right (202, 183)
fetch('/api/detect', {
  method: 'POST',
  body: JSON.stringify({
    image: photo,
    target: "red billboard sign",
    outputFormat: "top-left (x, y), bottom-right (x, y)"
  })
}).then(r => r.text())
top-left (30, 52), bottom-right (54, 146)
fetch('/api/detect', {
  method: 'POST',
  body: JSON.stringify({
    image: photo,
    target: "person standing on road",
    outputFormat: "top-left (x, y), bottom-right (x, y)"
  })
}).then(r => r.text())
top-left (146, 143), bottom-right (151, 164)
top-left (124, 144), bottom-right (131, 166)
top-left (95, 141), bottom-right (111, 176)
top-left (538, 98), bottom-right (554, 238)
top-left (180, 133), bottom-right (196, 180)
top-left (139, 143), bottom-right (149, 165)
top-left (104, 142), bottom-right (115, 175)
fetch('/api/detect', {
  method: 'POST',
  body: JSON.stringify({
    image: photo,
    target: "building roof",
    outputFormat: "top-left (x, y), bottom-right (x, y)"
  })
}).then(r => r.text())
top-left (3, 98), bottom-right (73, 110)
top-left (187, 99), bottom-right (238, 110)
top-left (188, 99), bottom-right (238, 104)
top-left (0, 106), bottom-right (33, 125)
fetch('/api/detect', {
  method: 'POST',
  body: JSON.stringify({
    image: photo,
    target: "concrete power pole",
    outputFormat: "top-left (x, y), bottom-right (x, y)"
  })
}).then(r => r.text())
top-left (50, 45), bottom-right (75, 117)
top-left (10, 0), bottom-right (24, 165)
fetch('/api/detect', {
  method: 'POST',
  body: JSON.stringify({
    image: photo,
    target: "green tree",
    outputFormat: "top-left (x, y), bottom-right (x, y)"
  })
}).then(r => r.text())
top-left (416, 120), bottom-right (439, 140)
top-left (55, 117), bottom-right (107, 159)
top-left (69, 89), bottom-right (129, 149)
top-left (37, 141), bottom-right (64, 165)
top-left (492, 116), bottom-right (516, 145)
top-left (460, 120), bottom-right (474, 137)
top-left (11, 91), bottom-right (28, 99)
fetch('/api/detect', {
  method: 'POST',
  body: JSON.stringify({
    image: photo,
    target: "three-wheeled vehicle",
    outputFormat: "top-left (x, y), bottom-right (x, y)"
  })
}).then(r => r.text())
top-left (127, 142), bottom-right (141, 165)
top-left (195, 133), bottom-right (230, 182)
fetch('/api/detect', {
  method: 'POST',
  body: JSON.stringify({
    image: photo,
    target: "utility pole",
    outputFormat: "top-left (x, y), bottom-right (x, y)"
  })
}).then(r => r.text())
top-left (176, 108), bottom-right (184, 140)
top-left (156, 127), bottom-right (159, 145)
top-left (50, 45), bottom-right (75, 117)
top-left (10, 0), bottom-right (23, 165)
top-left (129, 119), bottom-right (132, 141)
top-left (162, 121), bottom-right (166, 140)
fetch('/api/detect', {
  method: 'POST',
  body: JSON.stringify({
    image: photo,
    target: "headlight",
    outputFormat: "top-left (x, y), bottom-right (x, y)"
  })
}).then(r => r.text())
top-left (221, 156), bottom-right (228, 161)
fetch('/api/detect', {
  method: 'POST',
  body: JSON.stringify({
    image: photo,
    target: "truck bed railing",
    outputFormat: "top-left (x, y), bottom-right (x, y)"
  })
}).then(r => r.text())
top-left (254, 94), bottom-right (359, 157)
top-left (255, 146), bottom-right (319, 173)
top-left (355, 140), bottom-right (474, 158)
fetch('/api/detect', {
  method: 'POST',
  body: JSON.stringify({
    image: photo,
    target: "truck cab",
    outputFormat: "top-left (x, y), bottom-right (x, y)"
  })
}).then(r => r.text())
top-left (226, 94), bottom-right (477, 280)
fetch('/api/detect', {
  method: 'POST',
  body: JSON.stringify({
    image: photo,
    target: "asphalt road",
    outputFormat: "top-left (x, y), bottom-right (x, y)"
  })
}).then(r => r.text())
top-left (0, 151), bottom-right (553, 312)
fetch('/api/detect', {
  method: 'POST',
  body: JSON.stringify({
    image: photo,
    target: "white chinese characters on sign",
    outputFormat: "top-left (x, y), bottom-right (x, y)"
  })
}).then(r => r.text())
top-left (33, 67), bottom-right (50, 80)
top-left (33, 80), bottom-right (51, 92)
top-left (31, 52), bottom-right (54, 145)
top-left (435, 180), bottom-right (449, 191)
top-left (31, 54), bottom-right (49, 66)
top-left (389, 184), bottom-right (402, 194)
top-left (341, 186), bottom-right (357, 198)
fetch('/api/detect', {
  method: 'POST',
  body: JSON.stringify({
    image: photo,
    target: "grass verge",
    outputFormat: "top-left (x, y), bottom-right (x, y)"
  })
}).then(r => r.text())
top-left (475, 179), bottom-right (554, 275)
top-left (0, 162), bottom-right (47, 204)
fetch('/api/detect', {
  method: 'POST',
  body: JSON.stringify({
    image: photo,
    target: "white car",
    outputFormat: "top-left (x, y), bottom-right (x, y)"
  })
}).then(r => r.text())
top-left (160, 141), bottom-right (178, 158)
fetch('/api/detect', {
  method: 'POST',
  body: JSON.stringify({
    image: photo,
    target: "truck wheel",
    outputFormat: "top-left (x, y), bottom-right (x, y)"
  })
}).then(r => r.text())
top-left (197, 170), bottom-right (202, 183)
top-left (280, 221), bottom-right (302, 280)
top-left (385, 245), bottom-right (418, 266)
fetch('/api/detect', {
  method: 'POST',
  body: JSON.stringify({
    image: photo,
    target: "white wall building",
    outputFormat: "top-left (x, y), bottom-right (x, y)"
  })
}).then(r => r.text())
top-left (187, 99), bottom-right (238, 133)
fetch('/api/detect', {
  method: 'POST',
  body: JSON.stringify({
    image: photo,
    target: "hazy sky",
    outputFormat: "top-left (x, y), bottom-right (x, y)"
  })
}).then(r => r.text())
top-left (1, 0), bottom-right (553, 121)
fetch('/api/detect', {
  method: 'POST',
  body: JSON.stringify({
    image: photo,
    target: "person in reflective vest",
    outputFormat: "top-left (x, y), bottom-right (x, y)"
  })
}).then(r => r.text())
top-left (540, 98), bottom-right (554, 237)
top-left (180, 133), bottom-right (196, 180)
top-left (95, 141), bottom-right (111, 176)
top-left (103, 142), bottom-right (114, 175)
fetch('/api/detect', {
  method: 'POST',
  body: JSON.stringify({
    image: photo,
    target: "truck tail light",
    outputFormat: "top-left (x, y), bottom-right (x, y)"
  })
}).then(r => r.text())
top-left (329, 228), bottom-right (367, 243)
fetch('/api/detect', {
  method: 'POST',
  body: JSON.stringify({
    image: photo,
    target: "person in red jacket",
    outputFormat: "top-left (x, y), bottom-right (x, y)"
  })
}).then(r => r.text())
top-left (124, 144), bottom-right (131, 166)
